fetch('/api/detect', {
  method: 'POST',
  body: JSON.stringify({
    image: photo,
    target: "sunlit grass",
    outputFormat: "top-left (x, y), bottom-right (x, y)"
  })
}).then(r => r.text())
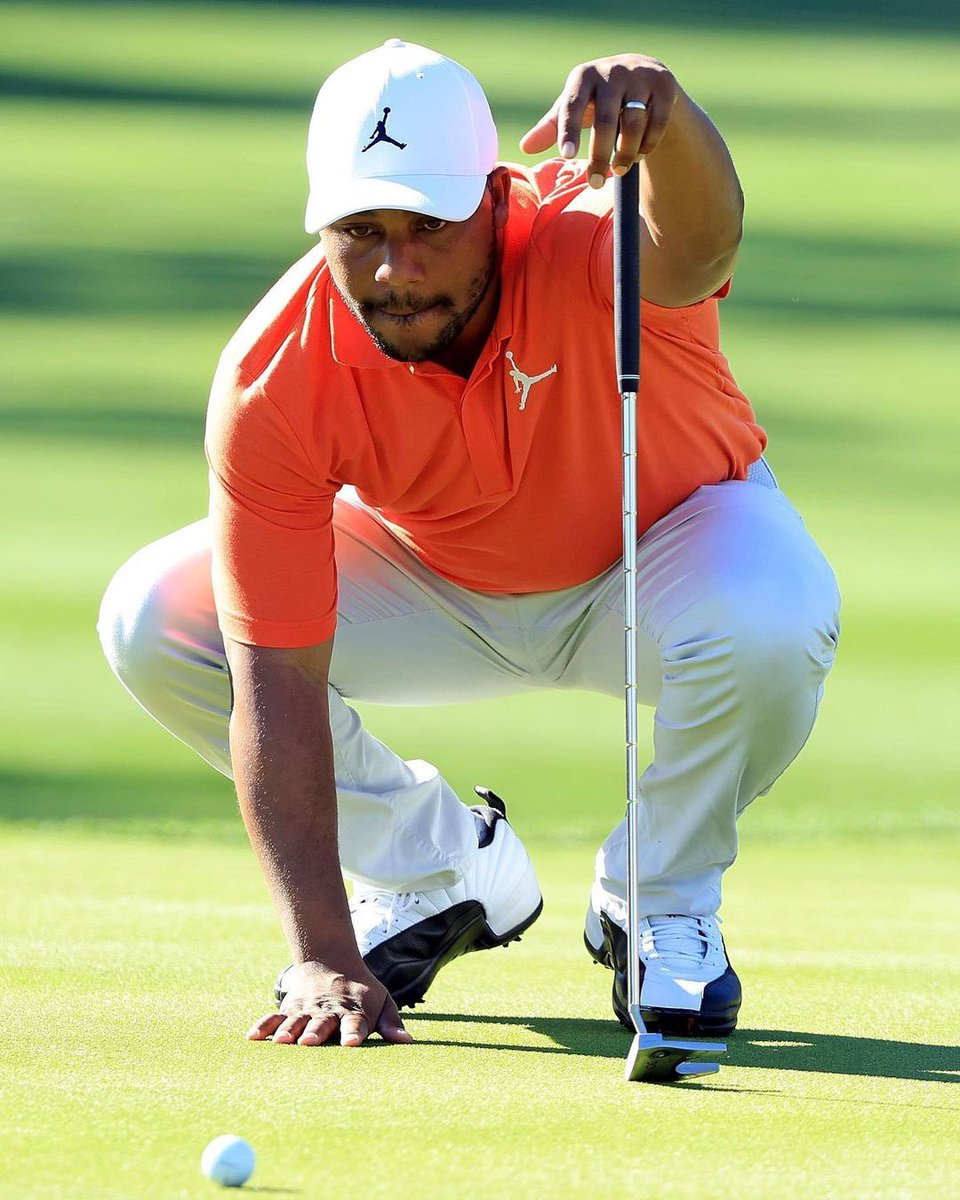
top-left (1, 3), bottom-right (958, 1196)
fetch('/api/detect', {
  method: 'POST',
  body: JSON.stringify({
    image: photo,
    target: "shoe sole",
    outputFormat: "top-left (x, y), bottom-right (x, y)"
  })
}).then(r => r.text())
top-left (368, 895), bottom-right (544, 1009)
top-left (630, 1004), bottom-right (739, 1038)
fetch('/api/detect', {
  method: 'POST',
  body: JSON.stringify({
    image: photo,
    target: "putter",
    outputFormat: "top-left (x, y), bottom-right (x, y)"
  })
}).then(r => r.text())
top-left (614, 162), bottom-right (727, 1084)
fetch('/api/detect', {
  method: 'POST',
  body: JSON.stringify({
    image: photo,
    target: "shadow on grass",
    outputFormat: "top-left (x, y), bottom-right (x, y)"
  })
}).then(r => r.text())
top-left (7, 0), bottom-right (960, 36)
top-left (0, 404), bottom-right (205, 447)
top-left (409, 1012), bottom-right (960, 1084)
top-left (3, 231), bottom-right (956, 324)
top-left (6, 65), bottom-right (959, 149)
top-left (0, 248), bottom-right (285, 317)
top-left (0, 767), bottom-right (242, 839)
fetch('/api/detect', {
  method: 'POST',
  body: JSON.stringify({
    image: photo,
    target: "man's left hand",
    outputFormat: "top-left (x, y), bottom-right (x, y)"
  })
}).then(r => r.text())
top-left (520, 55), bottom-right (680, 188)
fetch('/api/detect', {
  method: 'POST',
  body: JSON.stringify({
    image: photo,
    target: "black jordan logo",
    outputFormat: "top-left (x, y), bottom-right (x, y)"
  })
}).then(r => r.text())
top-left (361, 107), bottom-right (407, 153)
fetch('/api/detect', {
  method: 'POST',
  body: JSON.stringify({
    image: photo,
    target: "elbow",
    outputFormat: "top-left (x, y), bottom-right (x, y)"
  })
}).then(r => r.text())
top-left (708, 179), bottom-right (744, 261)
top-left (687, 219), bottom-right (743, 300)
top-left (717, 189), bottom-right (744, 261)
top-left (687, 190), bottom-right (744, 273)
top-left (702, 201), bottom-right (743, 290)
top-left (712, 225), bottom-right (742, 282)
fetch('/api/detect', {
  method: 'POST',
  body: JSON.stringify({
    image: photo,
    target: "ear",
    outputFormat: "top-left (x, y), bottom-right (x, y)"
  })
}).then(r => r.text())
top-left (488, 165), bottom-right (512, 231)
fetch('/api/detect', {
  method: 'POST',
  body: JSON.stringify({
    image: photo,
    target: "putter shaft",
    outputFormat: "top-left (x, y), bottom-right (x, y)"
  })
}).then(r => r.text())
top-left (614, 163), bottom-right (726, 1084)
top-left (613, 164), bottom-right (643, 1024)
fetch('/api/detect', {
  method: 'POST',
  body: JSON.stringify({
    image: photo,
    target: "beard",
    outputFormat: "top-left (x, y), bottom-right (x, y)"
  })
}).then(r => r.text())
top-left (336, 215), bottom-right (499, 364)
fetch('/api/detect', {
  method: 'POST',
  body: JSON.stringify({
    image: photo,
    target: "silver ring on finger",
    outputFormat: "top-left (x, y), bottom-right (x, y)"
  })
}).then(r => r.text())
top-left (623, 100), bottom-right (648, 112)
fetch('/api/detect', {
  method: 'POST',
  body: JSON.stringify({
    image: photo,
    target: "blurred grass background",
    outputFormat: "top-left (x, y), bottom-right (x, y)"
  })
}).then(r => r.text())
top-left (1, 4), bottom-right (959, 1197)
top-left (2, 0), bottom-right (957, 846)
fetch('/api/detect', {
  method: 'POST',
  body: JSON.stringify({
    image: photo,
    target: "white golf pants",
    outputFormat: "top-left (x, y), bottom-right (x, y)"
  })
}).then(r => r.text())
top-left (97, 464), bottom-right (840, 917)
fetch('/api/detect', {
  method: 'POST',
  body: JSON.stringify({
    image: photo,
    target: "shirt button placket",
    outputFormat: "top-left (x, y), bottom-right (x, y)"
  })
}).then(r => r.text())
top-left (460, 384), bottom-right (511, 499)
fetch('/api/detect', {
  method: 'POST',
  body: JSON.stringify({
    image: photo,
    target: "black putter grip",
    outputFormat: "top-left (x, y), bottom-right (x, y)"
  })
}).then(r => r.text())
top-left (613, 163), bottom-right (641, 391)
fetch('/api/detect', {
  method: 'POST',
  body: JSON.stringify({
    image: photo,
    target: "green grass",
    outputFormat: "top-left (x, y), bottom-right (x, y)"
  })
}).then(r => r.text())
top-left (1, 3), bottom-right (959, 1197)
top-left (2, 832), bottom-right (958, 1199)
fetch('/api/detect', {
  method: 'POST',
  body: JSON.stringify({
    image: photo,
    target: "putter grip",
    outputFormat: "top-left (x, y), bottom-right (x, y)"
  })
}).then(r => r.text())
top-left (613, 163), bottom-right (641, 391)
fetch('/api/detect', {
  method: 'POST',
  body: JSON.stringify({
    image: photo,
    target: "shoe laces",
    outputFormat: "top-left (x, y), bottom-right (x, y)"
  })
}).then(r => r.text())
top-left (351, 888), bottom-right (421, 934)
top-left (640, 915), bottom-right (717, 967)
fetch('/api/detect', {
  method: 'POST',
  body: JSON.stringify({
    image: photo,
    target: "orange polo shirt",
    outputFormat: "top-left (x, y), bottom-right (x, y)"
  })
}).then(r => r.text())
top-left (206, 159), bottom-right (766, 648)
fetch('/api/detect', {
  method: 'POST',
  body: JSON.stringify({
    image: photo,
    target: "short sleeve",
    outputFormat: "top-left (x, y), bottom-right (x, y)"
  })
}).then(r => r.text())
top-left (205, 358), bottom-right (339, 648)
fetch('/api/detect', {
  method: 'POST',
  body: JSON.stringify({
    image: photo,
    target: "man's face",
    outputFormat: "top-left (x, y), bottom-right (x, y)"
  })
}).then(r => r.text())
top-left (320, 175), bottom-right (508, 364)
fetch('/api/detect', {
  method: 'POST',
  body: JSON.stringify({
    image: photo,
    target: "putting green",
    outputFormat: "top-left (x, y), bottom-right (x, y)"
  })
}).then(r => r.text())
top-left (1, 829), bottom-right (957, 1198)
top-left (1, 2), bottom-right (958, 1196)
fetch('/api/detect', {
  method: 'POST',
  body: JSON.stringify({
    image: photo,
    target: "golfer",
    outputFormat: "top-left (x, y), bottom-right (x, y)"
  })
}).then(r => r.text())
top-left (99, 40), bottom-right (840, 1049)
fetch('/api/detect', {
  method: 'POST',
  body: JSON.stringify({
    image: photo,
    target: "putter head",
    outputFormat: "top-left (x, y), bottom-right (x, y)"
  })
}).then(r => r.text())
top-left (624, 1008), bottom-right (727, 1082)
top-left (625, 1032), bottom-right (726, 1082)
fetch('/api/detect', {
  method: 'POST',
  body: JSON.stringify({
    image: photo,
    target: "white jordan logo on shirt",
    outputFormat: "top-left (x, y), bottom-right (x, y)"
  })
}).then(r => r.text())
top-left (505, 351), bottom-right (558, 411)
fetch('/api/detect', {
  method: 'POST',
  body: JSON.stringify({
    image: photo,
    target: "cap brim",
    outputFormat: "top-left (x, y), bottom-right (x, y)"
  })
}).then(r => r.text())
top-left (305, 174), bottom-right (487, 233)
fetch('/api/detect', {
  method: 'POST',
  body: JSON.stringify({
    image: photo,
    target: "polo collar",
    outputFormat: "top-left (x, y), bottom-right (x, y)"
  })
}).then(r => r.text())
top-left (328, 169), bottom-right (540, 372)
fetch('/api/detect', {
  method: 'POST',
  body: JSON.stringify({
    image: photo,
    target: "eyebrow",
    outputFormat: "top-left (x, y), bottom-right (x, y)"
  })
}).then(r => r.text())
top-left (331, 211), bottom-right (450, 227)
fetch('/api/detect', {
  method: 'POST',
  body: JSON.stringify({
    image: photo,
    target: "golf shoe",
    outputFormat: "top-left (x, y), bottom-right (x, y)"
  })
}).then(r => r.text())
top-left (276, 789), bottom-right (542, 1010)
top-left (584, 884), bottom-right (741, 1037)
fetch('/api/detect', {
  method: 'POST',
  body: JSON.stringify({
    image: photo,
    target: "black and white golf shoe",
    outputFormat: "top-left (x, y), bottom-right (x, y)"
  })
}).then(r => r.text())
top-left (276, 789), bottom-right (542, 1011)
top-left (584, 886), bottom-right (741, 1038)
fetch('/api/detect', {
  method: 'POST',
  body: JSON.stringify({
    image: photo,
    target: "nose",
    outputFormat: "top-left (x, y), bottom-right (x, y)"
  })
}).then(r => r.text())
top-left (374, 234), bottom-right (426, 288)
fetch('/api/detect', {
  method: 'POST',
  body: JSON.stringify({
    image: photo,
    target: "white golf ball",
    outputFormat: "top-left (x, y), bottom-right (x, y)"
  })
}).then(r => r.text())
top-left (200, 1135), bottom-right (255, 1188)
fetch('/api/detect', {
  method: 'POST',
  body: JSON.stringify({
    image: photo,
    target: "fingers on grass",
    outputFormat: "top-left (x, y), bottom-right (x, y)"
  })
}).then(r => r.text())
top-left (297, 1014), bottom-right (339, 1046)
top-left (272, 1014), bottom-right (311, 1044)
top-left (248, 987), bottom-right (410, 1050)
top-left (339, 1013), bottom-right (370, 1048)
top-left (247, 1012), bottom-right (286, 1041)
top-left (377, 1001), bottom-right (414, 1044)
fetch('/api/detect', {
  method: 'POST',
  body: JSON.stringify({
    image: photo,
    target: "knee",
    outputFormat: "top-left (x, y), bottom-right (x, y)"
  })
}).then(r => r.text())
top-left (663, 560), bottom-right (840, 694)
top-left (737, 593), bottom-right (839, 693)
top-left (96, 522), bottom-right (218, 702)
top-left (97, 545), bottom-right (173, 695)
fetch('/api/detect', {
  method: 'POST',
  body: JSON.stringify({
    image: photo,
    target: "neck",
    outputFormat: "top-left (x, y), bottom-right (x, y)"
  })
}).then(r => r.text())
top-left (431, 279), bottom-right (501, 378)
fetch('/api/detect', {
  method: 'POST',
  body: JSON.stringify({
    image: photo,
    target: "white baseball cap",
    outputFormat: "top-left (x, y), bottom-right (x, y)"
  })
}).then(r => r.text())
top-left (304, 39), bottom-right (498, 233)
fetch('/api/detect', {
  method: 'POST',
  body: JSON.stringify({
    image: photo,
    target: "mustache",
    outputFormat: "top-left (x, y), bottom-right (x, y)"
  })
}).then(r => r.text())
top-left (360, 292), bottom-right (455, 317)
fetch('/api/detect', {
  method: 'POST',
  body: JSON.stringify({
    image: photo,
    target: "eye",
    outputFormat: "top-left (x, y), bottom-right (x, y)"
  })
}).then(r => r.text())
top-left (342, 224), bottom-right (376, 240)
top-left (420, 217), bottom-right (447, 232)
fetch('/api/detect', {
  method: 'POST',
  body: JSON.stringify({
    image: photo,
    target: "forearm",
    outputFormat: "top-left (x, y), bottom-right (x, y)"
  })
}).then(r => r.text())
top-left (641, 88), bottom-right (743, 267)
top-left (227, 645), bottom-right (359, 965)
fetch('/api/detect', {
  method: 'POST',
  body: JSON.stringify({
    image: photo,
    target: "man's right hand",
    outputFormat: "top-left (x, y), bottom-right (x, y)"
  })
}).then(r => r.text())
top-left (246, 959), bottom-right (413, 1048)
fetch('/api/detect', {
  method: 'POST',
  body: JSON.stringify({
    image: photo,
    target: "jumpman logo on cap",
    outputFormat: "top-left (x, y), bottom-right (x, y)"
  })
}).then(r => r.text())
top-left (506, 351), bottom-right (559, 411)
top-left (361, 108), bottom-right (407, 153)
